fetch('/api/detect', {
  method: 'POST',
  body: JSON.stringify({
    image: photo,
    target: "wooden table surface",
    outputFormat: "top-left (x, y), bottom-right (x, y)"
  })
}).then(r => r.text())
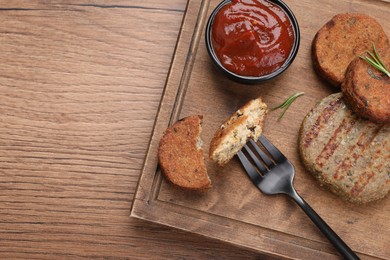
top-left (0, 1), bottom-right (262, 259)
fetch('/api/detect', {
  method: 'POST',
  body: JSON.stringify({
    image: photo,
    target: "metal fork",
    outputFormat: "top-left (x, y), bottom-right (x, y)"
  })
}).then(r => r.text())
top-left (237, 136), bottom-right (360, 260)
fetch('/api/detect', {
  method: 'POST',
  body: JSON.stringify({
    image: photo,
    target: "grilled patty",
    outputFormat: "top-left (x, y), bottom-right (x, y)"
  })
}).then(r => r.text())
top-left (299, 93), bottom-right (390, 203)
top-left (341, 47), bottom-right (390, 123)
top-left (158, 115), bottom-right (211, 190)
top-left (312, 13), bottom-right (389, 87)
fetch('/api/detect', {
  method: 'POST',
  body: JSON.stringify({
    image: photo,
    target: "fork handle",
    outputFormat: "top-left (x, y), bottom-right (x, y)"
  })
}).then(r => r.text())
top-left (289, 191), bottom-right (360, 260)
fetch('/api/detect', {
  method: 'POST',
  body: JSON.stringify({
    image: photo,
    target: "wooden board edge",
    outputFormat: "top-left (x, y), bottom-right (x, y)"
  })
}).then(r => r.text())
top-left (130, 0), bottom-right (206, 218)
top-left (130, 194), bottom-right (360, 259)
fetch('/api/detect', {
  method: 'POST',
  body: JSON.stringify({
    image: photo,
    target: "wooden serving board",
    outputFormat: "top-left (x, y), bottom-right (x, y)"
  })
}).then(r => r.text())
top-left (131, 0), bottom-right (390, 259)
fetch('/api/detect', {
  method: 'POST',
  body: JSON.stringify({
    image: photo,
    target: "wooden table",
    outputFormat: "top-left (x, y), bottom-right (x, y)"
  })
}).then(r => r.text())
top-left (0, 1), bottom-right (261, 258)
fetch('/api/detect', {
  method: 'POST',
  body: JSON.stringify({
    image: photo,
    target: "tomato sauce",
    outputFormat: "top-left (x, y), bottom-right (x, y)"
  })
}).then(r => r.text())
top-left (211, 0), bottom-right (295, 77)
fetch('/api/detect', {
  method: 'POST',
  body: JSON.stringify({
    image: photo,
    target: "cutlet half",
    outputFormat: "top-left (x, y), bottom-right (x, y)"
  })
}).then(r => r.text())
top-left (158, 115), bottom-right (211, 190)
top-left (209, 97), bottom-right (268, 166)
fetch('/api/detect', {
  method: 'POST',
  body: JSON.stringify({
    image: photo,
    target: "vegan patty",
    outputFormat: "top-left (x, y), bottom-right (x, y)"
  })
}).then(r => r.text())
top-left (312, 13), bottom-right (389, 87)
top-left (209, 97), bottom-right (268, 166)
top-left (299, 93), bottom-right (390, 203)
top-left (342, 47), bottom-right (390, 123)
top-left (158, 115), bottom-right (211, 190)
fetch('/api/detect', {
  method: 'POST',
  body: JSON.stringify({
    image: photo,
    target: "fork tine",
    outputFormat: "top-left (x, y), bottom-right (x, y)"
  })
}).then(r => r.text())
top-left (243, 144), bottom-right (268, 174)
top-left (237, 151), bottom-right (262, 186)
top-left (259, 135), bottom-right (287, 162)
top-left (248, 139), bottom-right (274, 168)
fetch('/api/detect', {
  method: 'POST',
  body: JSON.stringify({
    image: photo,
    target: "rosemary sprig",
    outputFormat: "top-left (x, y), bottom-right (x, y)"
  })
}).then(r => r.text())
top-left (359, 43), bottom-right (390, 77)
top-left (271, 92), bottom-right (304, 120)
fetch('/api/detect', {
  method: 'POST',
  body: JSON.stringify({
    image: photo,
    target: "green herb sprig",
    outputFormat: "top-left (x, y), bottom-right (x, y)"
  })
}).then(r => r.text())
top-left (359, 43), bottom-right (390, 78)
top-left (271, 92), bottom-right (304, 120)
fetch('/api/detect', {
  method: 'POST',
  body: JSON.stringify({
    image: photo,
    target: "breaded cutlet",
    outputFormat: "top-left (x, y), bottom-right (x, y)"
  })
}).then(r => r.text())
top-left (312, 13), bottom-right (389, 87)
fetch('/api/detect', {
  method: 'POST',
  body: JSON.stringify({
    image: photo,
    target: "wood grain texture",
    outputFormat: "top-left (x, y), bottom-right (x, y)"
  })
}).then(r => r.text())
top-left (0, 0), bottom-right (261, 259)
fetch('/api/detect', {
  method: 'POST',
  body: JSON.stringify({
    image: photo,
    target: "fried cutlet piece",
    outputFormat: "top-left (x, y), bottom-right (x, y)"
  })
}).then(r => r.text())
top-left (341, 47), bottom-right (390, 123)
top-left (312, 13), bottom-right (389, 87)
top-left (158, 115), bottom-right (211, 190)
top-left (209, 97), bottom-right (268, 166)
top-left (299, 93), bottom-right (390, 203)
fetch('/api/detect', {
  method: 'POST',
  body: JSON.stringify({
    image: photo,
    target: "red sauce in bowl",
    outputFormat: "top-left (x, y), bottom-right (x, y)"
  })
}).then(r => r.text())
top-left (211, 0), bottom-right (295, 77)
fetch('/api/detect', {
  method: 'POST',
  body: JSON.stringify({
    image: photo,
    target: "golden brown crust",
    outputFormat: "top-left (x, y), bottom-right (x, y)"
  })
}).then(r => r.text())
top-left (298, 93), bottom-right (390, 204)
top-left (312, 13), bottom-right (389, 87)
top-left (341, 47), bottom-right (390, 123)
top-left (158, 115), bottom-right (211, 190)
